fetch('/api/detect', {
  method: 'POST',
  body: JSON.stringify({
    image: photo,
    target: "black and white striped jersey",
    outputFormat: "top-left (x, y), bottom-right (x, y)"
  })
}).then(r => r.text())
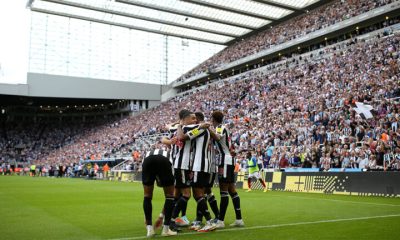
top-left (145, 149), bottom-right (170, 159)
top-left (343, 127), bottom-right (352, 137)
top-left (191, 127), bottom-right (216, 173)
top-left (209, 144), bottom-right (217, 173)
top-left (168, 123), bottom-right (179, 165)
top-left (174, 124), bottom-right (204, 170)
top-left (213, 124), bottom-right (234, 166)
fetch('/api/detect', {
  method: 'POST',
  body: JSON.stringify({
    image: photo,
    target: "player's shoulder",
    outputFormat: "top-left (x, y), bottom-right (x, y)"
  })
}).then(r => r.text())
top-left (168, 123), bottom-right (179, 132)
top-left (183, 124), bottom-right (199, 130)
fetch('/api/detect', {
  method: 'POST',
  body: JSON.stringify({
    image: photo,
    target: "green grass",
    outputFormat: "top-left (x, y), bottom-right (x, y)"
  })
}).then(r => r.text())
top-left (0, 176), bottom-right (399, 240)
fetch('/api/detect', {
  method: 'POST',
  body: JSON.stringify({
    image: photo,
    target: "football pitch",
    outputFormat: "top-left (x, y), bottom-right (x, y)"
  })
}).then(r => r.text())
top-left (1, 176), bottom-right (400, 240)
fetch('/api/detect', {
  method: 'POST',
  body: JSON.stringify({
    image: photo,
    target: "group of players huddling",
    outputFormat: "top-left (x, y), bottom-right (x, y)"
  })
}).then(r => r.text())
top-left (141, 110), bottom-right (244, 237)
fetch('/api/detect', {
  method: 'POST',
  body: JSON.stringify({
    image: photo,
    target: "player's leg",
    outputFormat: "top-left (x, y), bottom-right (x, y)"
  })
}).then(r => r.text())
top-left (143, 185), bottom-right (154, 225)
top-left (205, 173), bottom-right (219, 220)
top-left (171, 187), bottom-right (190, 226)
top-left (161, 185), bottom-right (178, 236)
top-left (192, 186), bottom-right (211, 220)
top-left (228, 183), bottom-right (244, 227)
top-left (255, 171), bottom-right (267, 191)
top-left (170, 188), bottom-right (184, 231)
top-left (193, 187), bottom-right (201, 222)
top-left (171, 170), bottom-right (191, 230)
top-left (258, 177), bottom-right (267, 191)
top-left (142, 156), bottom-right (156, 237)
top-left (217, 164), bottom-right (234, 226)
top-left (247, 173), bottom-right (253, 192)
top-left (173, 187), bottom-right (181, 210)
top-left (217, 182), bottom-right (229, 225)
top-left (156, 156), bottom-right (178, 237)
top-left (188, 187), bottom-right (203, 231)
top-left (205, 187), bottom-right (219, 220)
top-left (180, 192), bottom-right (188, 219)
top-left (194, 187), bottom-right (216, 232)
top-left (175, 190), bottom-right (190, 227)
top-left (143, 185), bottom-right (155, 237)
top-left (193, 172), bottom-right (216, 232)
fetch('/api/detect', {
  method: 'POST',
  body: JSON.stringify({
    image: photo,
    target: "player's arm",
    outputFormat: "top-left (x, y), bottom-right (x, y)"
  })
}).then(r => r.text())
top-left (166, 121), bottom-right (179, 129)
top-left (208, 127), bottom-right (221, 141)
top-left (177, 125), bottom-right (204, 141)
top-left (161, 136), bottom-right (177, 146)
top-left (161, 136), bottom-right (172, 145)
top-left (177, 124), bottom-right (186, 141)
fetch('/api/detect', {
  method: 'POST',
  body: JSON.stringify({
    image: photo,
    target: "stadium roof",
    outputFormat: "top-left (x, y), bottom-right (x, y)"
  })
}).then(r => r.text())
top-left (28, 0), bottom-right (322, 45)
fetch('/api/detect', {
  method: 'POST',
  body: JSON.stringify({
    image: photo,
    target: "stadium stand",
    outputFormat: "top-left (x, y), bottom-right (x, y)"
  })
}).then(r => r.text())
top-left (178, 0), bottom-right (396, 81)
top-left (1, 0), bottom-right (400, 176)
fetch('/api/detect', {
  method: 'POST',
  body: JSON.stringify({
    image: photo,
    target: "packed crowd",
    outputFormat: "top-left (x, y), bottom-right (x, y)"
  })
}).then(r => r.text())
top-left (127, 32), bottom-right (400, 171)
top-left (1, 8), bottom-right (400, 173)
top-left (0, 112), bottom-right (168, 174)
top-left (0, 117), bottom-right (133, 166)
top-left (179, 0), bottom-right (397, 81)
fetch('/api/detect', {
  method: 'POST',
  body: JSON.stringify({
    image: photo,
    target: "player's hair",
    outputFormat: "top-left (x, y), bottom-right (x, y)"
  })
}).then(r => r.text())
top-left (195, 112), bottom-right (205, 122)
top-left (178, 109), bottom-right (192, 120)
top-left (211, 110), bottom-right (224, 124)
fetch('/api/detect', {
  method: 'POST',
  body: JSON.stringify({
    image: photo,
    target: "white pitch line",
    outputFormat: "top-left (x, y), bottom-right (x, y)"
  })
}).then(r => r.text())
top-left (108, 214), bottom-right (400, 240)
top-left (279, 195), bottom-right (400, 207)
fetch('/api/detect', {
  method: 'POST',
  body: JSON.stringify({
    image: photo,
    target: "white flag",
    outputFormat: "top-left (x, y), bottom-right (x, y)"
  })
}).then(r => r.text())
top-left (354, 102), bottom-right (373, 119)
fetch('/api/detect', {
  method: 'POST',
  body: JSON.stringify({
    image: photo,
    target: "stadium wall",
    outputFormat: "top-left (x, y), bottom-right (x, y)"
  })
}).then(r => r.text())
top-left (27, 73), bottom-right (161, 101)
top-left (0, 83), bottom-right (29, 96)
top-left (108, 171), bottom-right (400, 197)
top-left (1, 73), bottom-right (162, 104)
top-left (242, 172), bottom-right (400, 197)
top-left (161, 85), bottom-right (177, 102)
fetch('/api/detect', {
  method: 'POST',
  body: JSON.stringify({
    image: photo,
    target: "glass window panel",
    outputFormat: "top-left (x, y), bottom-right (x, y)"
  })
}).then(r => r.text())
top-left (266, 0), bottom-right (320, 8)
top-left (43, 15), bottom-right (69, 75)
top-left (31, 0), bottom-right (321, 48)
top-left (32, 1), bottom-right (232, 44)
top-left (31, 0), bottom-right (327, 83)
top-left (197, 0), bottom-right (293, 19)
top-left (29, 10), bottom-right (225, 84)
top-left (117, 0), bottom-right (267, 28)
top-left (68, 18), bottom-right (91, 77)
top-left (64, 0), bottom-right (251, 36)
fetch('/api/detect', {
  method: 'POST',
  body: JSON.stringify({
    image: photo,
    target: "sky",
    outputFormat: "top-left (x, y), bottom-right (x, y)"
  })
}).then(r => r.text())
top-left (0, 0), bottom-right (30, 84)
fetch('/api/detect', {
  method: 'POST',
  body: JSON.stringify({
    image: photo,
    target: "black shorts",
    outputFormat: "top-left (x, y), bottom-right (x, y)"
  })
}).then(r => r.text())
top-left (218, 165), bottom-right (235, 184)
top-left (192, 171), bottom-right (211, 188)
top-left (174, 169), bottom-right (192, 188)
top-left (142, 155), bottom-right (174, 187)
top-left (205, 172), bottom-right (216, 188)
